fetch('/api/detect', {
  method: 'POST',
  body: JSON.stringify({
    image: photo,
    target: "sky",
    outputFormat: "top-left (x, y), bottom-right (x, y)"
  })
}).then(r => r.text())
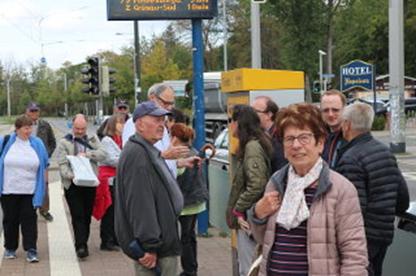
top-left (0, 0), bottom-right (168, 69)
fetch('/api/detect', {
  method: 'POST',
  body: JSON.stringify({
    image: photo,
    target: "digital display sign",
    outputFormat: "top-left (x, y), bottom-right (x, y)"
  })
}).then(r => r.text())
top-left (107, 0), bottom-right (218, 20)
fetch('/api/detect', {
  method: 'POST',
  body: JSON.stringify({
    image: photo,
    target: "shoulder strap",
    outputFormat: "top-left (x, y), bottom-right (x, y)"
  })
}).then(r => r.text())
top-left (1, 135), bottom-right (10, 155)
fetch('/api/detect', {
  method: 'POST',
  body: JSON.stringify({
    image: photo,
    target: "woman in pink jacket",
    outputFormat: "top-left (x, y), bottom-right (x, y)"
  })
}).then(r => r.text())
top-left (249, 103), bottom-right (368, 276)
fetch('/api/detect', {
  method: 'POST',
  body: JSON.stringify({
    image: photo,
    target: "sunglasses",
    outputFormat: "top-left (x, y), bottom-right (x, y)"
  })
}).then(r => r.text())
top-left (118, 106), bottom-right (128, 110)
top-left (228, 118), bottom-right (233, 123)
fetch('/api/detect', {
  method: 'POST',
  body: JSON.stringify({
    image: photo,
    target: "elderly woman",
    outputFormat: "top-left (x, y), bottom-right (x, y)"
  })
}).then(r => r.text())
top-left (0, 115), bottom-right (49, 263)
top-left (249, 103), bottom-right (368, 276)
top-left (226, 104), bottom-right (272, 276)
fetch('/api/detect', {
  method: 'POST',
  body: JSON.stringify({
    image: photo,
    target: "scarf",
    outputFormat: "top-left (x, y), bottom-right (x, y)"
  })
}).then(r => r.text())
top-left (276, 158), bottom-right (323, 230)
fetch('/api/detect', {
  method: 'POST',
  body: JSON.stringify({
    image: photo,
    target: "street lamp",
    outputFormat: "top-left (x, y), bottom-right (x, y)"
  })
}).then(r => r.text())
top-left (319, 50), bottom-right (327, 94)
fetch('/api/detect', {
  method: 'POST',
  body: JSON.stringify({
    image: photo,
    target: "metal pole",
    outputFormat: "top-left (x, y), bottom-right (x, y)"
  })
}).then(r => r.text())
top-left (389, 0), bottom-right (405, 153)
top-left (222, 0), bottom-right (228, 71)
top-left (6, 77), bottom-right (11, 117)
top-left (64, 73), bottom-right (68, 120)
top-left (250, 1), bottom-right (261, 68)
top-left (134, 21), bottom-right (141, 106)
top-left (319, 53), bottom-right (323, 93)
top-left (192, 19), bottom-right (208, 235)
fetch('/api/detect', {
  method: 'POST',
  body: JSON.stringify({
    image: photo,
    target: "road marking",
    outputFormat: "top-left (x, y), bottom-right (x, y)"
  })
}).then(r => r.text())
top-left (402, 172), bottom-right (416, 181)
top-left (48, 181), bottom-right (82, 276)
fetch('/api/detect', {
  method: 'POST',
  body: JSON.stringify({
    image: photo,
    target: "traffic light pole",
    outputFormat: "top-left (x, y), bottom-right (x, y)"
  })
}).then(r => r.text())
top-left (134, 21), bottom-right (141, 105)
top-left (98, 59), bottom-right (104, 124)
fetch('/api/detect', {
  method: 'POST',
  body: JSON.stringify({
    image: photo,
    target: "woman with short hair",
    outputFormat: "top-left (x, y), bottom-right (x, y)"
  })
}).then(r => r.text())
top-left (0, 115), bottom-right (49, 263)
top-left (249, 103), bottom-right (368, 275)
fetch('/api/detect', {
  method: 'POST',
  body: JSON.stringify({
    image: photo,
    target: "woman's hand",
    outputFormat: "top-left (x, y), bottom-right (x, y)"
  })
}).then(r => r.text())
top-left (237, 217), bottom-right (250, 233)
top-left (254, 191), bottom-right (280, 220)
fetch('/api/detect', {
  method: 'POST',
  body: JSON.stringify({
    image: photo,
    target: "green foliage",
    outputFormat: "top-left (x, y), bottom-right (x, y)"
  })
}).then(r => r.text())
top-left (372, 115), bottom-right (386, 131)
top-left (175, 96), bottom-right (192, 110)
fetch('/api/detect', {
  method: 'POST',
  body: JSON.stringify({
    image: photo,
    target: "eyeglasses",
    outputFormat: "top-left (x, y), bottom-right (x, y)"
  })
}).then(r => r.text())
top-left (156, 95), bottom-right (174, 106)
top-left (29, 109), bottom-right (39, 113)
top-left (254, 109), bottom-right (268, 114)
top-left (283, 133), bottom-right (314, 147)
top-left (118, 106), bottom-right (128, 110)
top-left (321, 107), bottom-right (341, 113)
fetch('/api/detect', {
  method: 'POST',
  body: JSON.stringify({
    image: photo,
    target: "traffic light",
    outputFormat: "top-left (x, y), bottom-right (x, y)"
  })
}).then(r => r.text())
top-left (312, 80), bottom-right (321, 94)
top-left (101, 66), bottom-right (117, 97)
top-left (81, 57), bottom-right (100, 95)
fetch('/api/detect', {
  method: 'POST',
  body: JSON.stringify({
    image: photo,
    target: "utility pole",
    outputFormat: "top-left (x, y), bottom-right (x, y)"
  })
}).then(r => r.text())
top-left (134, 21), bottom-right (141, 105)
top-left (389, 0), bottom-right (405, 153)
top-left (222, 0), bottom-right (228, 71)
top-left (251, 1), bottom-right (261, 68)
top-left (6, 77), bottom-right (11, 117)
top-left (64, 73), bottom-right (68, 120)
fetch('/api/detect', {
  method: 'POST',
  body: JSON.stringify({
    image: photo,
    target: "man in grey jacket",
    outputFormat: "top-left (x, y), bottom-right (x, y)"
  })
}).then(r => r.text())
top-left (55, 114), bottom-right (107, 259)
top-left (115, 101), bottom-right (185, 276)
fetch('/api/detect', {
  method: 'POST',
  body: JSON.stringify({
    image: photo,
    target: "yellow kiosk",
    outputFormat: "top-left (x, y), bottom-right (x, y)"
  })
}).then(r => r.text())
top-left (221, 68), bottom-right (305, 275)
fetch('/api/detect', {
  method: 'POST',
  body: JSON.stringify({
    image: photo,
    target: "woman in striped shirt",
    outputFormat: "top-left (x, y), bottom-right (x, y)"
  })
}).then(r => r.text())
top-left (249, 103), bottom-right (368, 276)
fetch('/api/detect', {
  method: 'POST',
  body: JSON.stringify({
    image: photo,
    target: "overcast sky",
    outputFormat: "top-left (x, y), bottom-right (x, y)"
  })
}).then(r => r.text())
top-left (0, 0), bottom-right (168, 69)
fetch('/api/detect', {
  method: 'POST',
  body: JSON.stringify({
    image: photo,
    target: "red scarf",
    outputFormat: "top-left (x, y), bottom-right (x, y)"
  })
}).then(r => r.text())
top-left (93, 135), bottom-right (122, 220)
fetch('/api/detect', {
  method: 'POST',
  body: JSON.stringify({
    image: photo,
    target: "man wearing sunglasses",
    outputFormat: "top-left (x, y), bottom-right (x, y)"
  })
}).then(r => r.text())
top-left (320, 89), bottom-right (347, 168)
top-left (97, 100), bottom-right (130, 140)
top-left (25, 102), bottom-right (56, 222)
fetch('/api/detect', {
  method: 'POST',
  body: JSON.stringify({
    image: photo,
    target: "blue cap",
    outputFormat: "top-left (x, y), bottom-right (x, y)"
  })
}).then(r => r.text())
top-left (133, 101), bottom-right (171, 122)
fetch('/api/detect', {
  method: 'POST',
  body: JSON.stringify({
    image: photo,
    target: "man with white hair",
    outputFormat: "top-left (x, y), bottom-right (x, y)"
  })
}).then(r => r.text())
top-left (335, 102), bottom-right (409, 276)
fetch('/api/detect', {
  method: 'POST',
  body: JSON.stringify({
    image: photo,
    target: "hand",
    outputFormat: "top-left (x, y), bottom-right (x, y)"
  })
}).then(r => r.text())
top-left (177, 156), bottom-right (202, 169)
top-left (237, 217), bottom-right (250, 232)
top-left (254, 191), bottom-right (280, 220)
top-left (138, 252), bottom-right (157, 269)
top-left (161, 145), bottom-right (190, 160)
top-left (77, 152), bottom-right (86, 157)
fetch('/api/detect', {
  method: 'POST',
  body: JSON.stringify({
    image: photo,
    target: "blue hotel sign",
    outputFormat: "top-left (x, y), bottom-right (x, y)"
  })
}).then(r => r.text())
top-left (340, 60), bottom-right (374, 92)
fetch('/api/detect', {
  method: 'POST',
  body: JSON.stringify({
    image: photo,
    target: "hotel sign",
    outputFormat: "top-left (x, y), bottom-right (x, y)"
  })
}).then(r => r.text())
top-left (340, 60), bottom-right (374, 92)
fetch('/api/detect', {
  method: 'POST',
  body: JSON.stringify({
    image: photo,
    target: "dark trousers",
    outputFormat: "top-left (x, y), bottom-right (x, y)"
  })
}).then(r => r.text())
top-left (1, 194), bottom-right (37, 251)
top-left (100, 186), bottom-right (117, 245)
top-left (368, 242), bottom-right (388, 276)
top-left (64, 184), bottom-right (96, 250)
top-left (179, 214), bottom-right (198, 276)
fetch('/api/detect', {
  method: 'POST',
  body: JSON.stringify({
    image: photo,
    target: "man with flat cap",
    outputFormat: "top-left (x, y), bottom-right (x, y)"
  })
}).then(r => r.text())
top-left (25, 102), bottom-right (56, 222)
top-left (115, 101), bottom-right (192, 275)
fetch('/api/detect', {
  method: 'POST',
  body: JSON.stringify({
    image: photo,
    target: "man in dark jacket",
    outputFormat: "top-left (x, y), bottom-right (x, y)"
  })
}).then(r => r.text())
top-left (251, 96), bottom-right (287, 173)
top-left (26, 102), bottom-right (56, 222)
top-left (320, 89), bottom-right (346, 168)
top-left (116, 101), bottom-right (193, 275)
top-left (335, 102), bottom-right (409, 276)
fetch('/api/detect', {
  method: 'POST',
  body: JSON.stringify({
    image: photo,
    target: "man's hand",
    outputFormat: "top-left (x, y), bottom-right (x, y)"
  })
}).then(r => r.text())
top-left (161, 145), bottom-right (189, 160)
top-left (138, 252), bottom-right (157, 269)
top-left (177, 156), bottom-right (202, 168)
top-left (254, 191), bottom-right (280, 220)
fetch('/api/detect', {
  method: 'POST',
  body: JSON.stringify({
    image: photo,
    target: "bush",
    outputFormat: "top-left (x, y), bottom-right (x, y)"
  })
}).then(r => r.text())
top-left (372, 115), bottom-right (386, 131)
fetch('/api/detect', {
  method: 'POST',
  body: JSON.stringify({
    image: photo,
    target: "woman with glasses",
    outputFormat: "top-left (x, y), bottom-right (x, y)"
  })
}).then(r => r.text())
top-left (249, 103), bottom-right (368, 276)
top-left (226, 105), bottom-right (272, 276)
